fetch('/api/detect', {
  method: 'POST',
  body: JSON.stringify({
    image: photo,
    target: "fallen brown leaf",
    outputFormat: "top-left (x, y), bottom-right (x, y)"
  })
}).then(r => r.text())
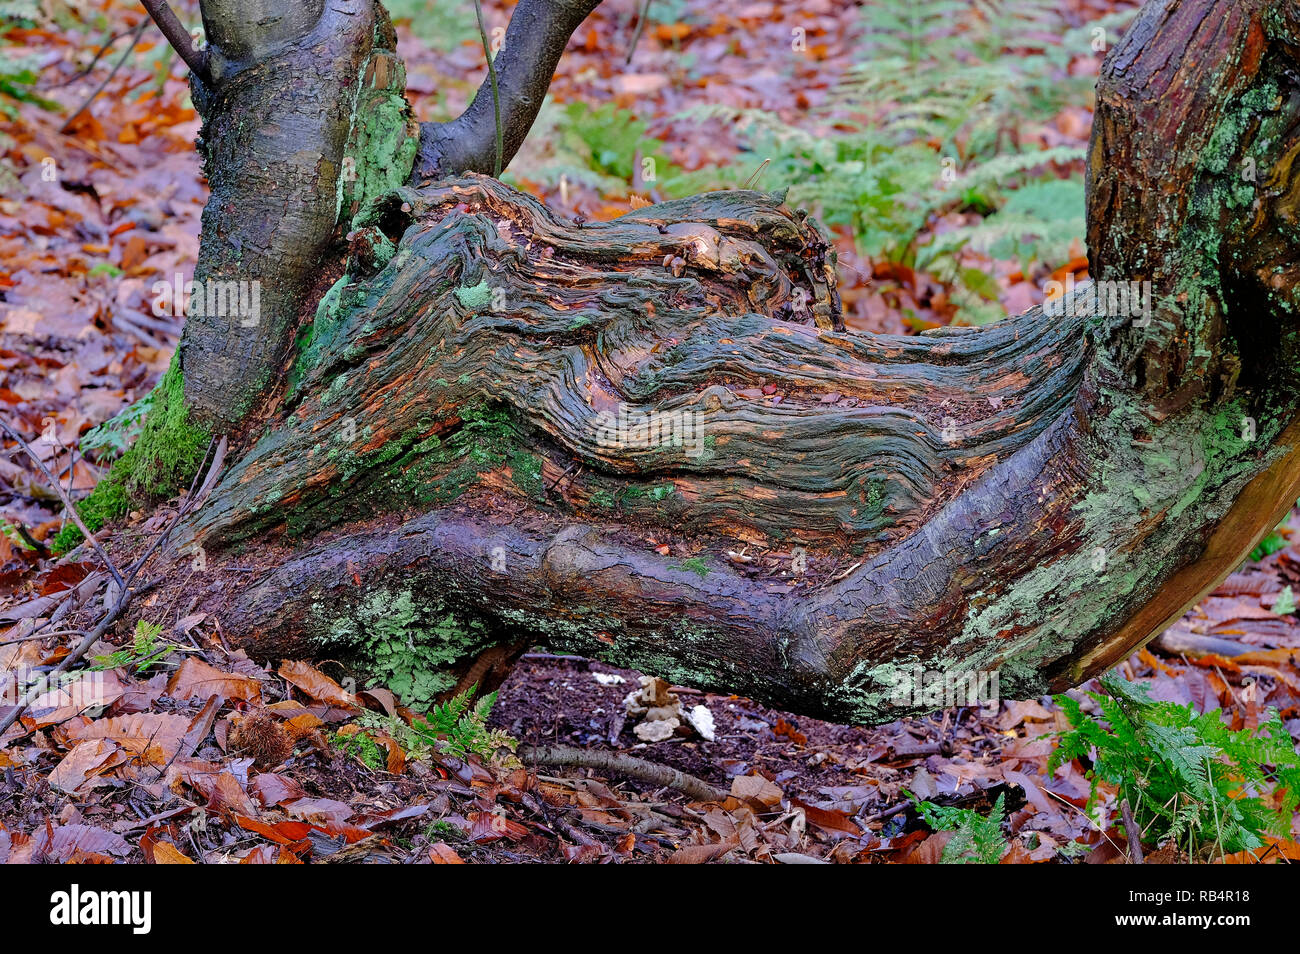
top-left (167, 657), bottom-right (262, 705)
top-left (278, 660), bottom-right (358, 709)
top-left (67, 712), bottom-right (189, 766)
top-left (32, 823), bottom-right (131, 863)
top-left (731, 773), bottom-right (783, 809)
top-left (149, 840), bottom-right (195, 864)
top-left (47, 739), bottom-right (123, 794)
top-left (666, 841), bottom-right (734, 864)
top-left (428, 842), bottom-right (465, 864)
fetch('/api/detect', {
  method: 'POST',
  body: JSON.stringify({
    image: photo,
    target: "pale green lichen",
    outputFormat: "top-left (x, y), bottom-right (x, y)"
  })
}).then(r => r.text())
top-left (920, 65), bottom-right (1300, 703)
top-left (940, 389), bottom-right (1291, 703)
top-left (335, 26), bottom-right (419, 226)
top-left (453, 279), bottom-right (493, 312)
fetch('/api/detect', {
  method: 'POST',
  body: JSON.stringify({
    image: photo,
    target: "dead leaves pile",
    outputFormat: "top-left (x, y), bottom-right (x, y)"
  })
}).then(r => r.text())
top-left (3, 527), bottom-right (1300, 863)
top-left (0, 5), bottom-right (204, 565)
top-left (0, 615), bottom-right (443, 863)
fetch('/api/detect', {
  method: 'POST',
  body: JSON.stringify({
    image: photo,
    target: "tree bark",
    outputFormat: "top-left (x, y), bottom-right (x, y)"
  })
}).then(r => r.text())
top-left (95, 0), bottom-right (1300, 722)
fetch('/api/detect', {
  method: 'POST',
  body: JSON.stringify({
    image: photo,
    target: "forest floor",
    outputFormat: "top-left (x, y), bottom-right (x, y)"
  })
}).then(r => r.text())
top-left (1, 0), bottom-right (1298, 864)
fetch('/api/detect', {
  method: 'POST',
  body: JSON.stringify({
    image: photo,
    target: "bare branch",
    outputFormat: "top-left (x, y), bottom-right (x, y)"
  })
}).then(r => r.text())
top-left (59, 19), bottom-right (148, 134)
top-left (625, 0), bottom-right (652, 64)
top-left (0, 438), bottom-right (218, 738)
top-left (416, 0), bottom-right (604, 179)
top-left (0, 418), bottom-right (124, 591)
top-left (519, 745), bottom-right (726, 802)
top-left (470, 0), bottom-right (503, 177)
top-left (140, 0), bottom-right (210, 82)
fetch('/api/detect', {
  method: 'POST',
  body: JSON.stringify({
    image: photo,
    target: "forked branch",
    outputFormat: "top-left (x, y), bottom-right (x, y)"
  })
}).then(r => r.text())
top-left (415, 0), bottom-right (604, 179)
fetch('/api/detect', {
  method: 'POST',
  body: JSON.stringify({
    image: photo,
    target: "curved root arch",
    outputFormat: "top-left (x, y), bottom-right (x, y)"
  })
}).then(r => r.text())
top-left (169, 0), bottom-right (1300, 723)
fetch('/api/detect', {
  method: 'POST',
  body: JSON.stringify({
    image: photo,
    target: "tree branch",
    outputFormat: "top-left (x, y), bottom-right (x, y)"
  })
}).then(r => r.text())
top-left (59, 18), bottom-right (148, 134)
top-left (0, 418), bottom-right (124, 592)
top-left (415, 0), bottom-right (603, 180)
top-left (470, 0), bottom-right (503, 177)
top-left (140, 0), bottom-right (210, 83)
top-left (519, 745), bottom-right (726, 802)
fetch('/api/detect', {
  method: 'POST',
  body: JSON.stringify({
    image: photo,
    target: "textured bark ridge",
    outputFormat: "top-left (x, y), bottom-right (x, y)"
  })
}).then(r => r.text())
top-left (185, 178), bottom-right (1079, 553)
top-left (141, 0), bottom-right (1300, 721)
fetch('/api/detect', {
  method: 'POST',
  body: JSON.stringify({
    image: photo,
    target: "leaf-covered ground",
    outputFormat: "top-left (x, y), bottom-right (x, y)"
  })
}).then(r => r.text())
top-left (1, 0), bottom-right (1298, 863)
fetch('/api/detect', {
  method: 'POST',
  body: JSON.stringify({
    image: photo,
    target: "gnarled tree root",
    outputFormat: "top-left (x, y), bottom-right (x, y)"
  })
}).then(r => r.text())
top-left (155, 0), bottom-right (1300, 725)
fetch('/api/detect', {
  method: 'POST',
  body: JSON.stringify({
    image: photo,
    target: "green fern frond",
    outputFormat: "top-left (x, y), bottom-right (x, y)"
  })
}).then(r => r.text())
top-left (410, 684), bottom-right (517, 763)
top-left (1050, 673), bottom-right (1300, 858)
top-left (914, 793), bottom-right (1009, 863)
top-left (672, 0), bottom-right (1115, 320)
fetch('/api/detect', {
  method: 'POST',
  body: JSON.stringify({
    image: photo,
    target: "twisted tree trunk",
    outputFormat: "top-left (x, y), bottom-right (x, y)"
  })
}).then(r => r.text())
top-left (87, 0), bottom-right (1300, 722)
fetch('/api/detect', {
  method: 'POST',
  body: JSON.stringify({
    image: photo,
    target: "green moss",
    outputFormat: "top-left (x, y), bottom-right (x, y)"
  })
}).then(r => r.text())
top-left (50, 522), bottom-right (87, 555)
top-left (589, 489), bottom-right (617, 510)
top-left (670, 556), bottom-right (710, 579)
top-left (335, 31), bottom-right (419, 225)
top-left (507, 450), bottom-right (542, 498)
top-left (53, 358), bottom-right (209, 553)
top-left (124, 359), bottom-right (210, 499)
top-left (334, 727), bottom-right (386, 769)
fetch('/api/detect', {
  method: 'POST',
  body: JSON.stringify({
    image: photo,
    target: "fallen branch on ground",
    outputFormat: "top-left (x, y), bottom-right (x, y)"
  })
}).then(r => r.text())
top-left (519, 744), bottom-right (727, 803)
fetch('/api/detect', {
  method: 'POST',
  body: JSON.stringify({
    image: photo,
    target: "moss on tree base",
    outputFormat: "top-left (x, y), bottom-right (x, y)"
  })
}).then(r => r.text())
top-left (52, 359), bottom-right (210, 553)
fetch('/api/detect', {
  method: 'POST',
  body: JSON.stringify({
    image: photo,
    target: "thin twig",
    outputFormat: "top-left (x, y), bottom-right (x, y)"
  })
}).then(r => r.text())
top-left (0, 629), bottom-right (89, 648)
top-left (860, 801), bottom-right (911, 825)
top-left (1041, 787), bottom-right (1128, 859)
top-left (742, 158), bottom-right (771, 190)
top-left (10, 520), bottom-right (49, 558)
top-left (121, 309), bottom-right (183, 337)
top-left (544, 460), bottom-right (579, 493)
top-left (190, 436), bottom-right (227, 508)
top-left (0, 587), bottom-right (130, 737)
top-left (0, 432), bottom-right (217, 737)
top-left (470, 0), bottom-right (503, 177)
top-left (0, 418), bottom-right (124, 591)
top-left (122, 436), bottom-right (218, 589)
top-left (48, 27), bottom-right (135, 88)
top-left (59, 18), bottom-right (147, 134)
top-left (112, 314), bottom-right (168, 349)
top-left (1120, 798), bottom-right (1145, 864)
top-left (0, 572), bottom-right (161, 740)
top-left (625, 0), bottom-right (653, 64)
top-left (139, 0), bottom-right (208, 82)
top-left (22, 572), bottom-right (100, 639)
